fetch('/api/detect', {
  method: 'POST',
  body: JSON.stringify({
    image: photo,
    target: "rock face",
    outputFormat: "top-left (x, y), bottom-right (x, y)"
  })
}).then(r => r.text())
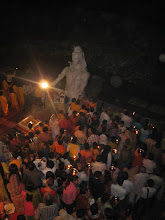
top-left (110, 75), bottom-right (122, 88)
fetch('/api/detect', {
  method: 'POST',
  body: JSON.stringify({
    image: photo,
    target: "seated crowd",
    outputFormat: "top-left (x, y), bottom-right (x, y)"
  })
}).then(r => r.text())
top-left (0, 93), bottom-right (165, 220)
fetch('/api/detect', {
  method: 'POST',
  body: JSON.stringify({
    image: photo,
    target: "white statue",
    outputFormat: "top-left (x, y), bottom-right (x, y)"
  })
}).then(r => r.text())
top-left (51, 46), bottom-right (90, 102)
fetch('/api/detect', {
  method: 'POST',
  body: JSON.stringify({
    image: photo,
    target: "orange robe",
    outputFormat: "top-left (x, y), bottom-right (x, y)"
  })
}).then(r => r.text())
top-left (0, 95), bottom-right (9, 116)
top-left (10, 93), bottom-right (19, 111)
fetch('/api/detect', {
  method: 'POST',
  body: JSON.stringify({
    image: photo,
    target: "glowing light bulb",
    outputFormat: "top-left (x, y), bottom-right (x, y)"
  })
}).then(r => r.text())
top-left (41, 82), bottom-right (48, 89)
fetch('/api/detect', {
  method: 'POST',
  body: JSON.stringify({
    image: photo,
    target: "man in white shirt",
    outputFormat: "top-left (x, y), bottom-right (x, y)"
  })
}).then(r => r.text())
top-left (122, 171), bottom-right (133, 194)
top-left (129, 166), bottom-right (149, 203)
top-left (121, 110), bottom-right (133, 128)
top-left (91, 155), bottom-right (106, 175)
top-left (142, 153), bottom-right (156, 174)
top-left (99, 108), bottom-right (111, 127)
top-left (111, 176), bottom-right (127, 200)
top-left (140, 179), bottom-right (156, 199)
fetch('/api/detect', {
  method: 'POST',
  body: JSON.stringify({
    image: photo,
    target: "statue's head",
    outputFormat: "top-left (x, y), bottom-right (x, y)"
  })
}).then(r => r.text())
top-left (72, 46), bottom-right (86, 69)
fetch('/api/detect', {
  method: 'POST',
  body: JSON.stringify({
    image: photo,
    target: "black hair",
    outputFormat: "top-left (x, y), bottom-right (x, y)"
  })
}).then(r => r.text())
top-left (44, 192), bottom-right (54, 206)
top-left (47, 160), bottom-right (54, 169)
top-left (92, 142), bottom-right (98, 149)
top-left (46, 171), bottom-right (55, 180)
top-left (17, 215), bottom-right (26, 220)
top-left (48, 152), bottom-right (54, 159)
top-left (79, 125), bottom-right (85, 131)
top-left (43, 126), bottom-right (48, 133)
top-left (35, 130), bottom-right (40, 135)
top-left (147, 179), bottom-right (155, 187)
top-left (76, 209), bottom-right (86, 218)
top-left (27, 161), bottom-right (35, 171)
top-left (104, 208), bottom-right (113, 219)
top-left (94, 171), bottom-right (102, 178)
top-left (72, 136), bottom-right (77, 144)
top-left (90, 202), bottom-right (98, 215)
top-left (122, 171), bottom-right (128, 180)
top-left (117, 176), bottom-right (124, 186)
top-left (9, 164), bottom-right (21, 181)
top-left (72, 98), bottom-right (76, 102)
top-left (28, 123), bottom-right (33, 129)
top-left (47, 177), bottom-right (54, 187)
top-left (148, 153), bottom-right (154, 160)
top-left (58, 139), bottom-right (63, 145)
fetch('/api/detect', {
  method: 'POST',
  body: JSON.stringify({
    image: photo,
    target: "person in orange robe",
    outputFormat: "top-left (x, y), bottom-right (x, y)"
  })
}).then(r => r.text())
top-left (0, 90), bottom-right (9, 116)
top-left (18, 86), bottom-right (24, 108)
top-left (9, 88), bottom-right (19, 111)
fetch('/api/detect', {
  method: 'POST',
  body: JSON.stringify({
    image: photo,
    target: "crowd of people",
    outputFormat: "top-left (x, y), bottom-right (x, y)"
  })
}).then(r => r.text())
top-left (0, 76), bottom-right (165, 219)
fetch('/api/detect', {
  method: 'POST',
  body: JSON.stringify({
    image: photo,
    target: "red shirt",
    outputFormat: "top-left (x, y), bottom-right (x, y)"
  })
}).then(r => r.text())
top-left (52, 141), bottom-right (65, 155)
top-left (40, 187), bottom-right (57, 203)
top-left (80, 150), bottom-right (93, 163)
top-left (59, 119), bottom-right (74, 135)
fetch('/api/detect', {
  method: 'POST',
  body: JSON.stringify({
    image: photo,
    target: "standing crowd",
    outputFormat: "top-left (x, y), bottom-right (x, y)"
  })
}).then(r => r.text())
top-left (0, 77), bottom-right (165, 219)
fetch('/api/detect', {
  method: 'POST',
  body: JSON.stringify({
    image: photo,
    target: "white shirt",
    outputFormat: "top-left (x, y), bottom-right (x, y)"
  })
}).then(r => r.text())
top-left (118, 124), bottom-right (126, 134)
top-left (99, 134), bottom-right (108, 145)
top-left (142, 159), bottom-right (156, 174)
top-left (111, 184), bottom-right (127, 200)
top-left (132, 173), bottom-right (150, 195)
top-left (77, 171), bottom-right (89, 183)
top-left (91, 161), bottom-right (106, 175)
top-left (121, 115), bottom-right (133, 128)
top-left (99, 112), bottom-right (110, 125)
top-left (106, 152), bottom-right (112, 170)
top-left (149, 174), bottom-right (163, 189)
top-left (122, 179), bottom-right (133, 193)
top-left (41, 166), bottom-right (56, 178)
top-left (141, 187), bottom-right (156, 199)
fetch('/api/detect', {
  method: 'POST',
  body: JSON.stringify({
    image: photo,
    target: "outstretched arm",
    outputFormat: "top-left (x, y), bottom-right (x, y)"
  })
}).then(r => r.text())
top-left (51, 67), bottom-right (68, 87)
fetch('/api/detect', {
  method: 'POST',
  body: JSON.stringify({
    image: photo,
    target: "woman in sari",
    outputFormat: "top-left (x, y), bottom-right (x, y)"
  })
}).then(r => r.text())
top-left (7, 164), bottom-right (25, 214)
top-left (0, 162), bottom-right (10, 203)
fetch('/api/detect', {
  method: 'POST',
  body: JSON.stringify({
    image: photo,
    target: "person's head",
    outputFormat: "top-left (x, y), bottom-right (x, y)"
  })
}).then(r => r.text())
top-left (111, 136), bottom-right (116, 143)
top-left (94, 171), bottom-right (102, 179)
top-left (90, 202), bottom-right (99, 215)
top-left (72, 98), bottom-right (76, 103)
top-left (71, 136), bottom-right (77, 144)
top-left (37, 150), bottom-right (44, 159)
top-left (47, 160), bottom-right (54, 169)
top-left (29, 132), bottom-right (34, 139)
top-left (58, 139), bottom-right (63, 145)
top-left (35, 130), bottom-right (40, 135)
top-left (0, 90), bottom-right (3, 96)
top-left (9, 163), bottom-right (19, 176)
top-left (43, 126), bottom-right (48, 133)
top-left (46, 177), bottom-right (54, 187)
top-left (122, 171), bottom-right (128, 180)
top-left (43, 192), bottom-right (54, 206)
top-left (76, 209), bottom-right (86, 219)
top-left (39, 122), bottom-right (44, 127)
top-left (48, 152), bottom-right (55, 159)
top-left (27, 161), bottom-right (35, 171)
top-left (26, 193), bottom-right (33, 202)
top-left (59, 161), bottom-right (65, 171)
top-left (73, 110), bottom-right (77, 116)
top-left (117, 176), bottom-right (124, 186)
top-left (46, 171), bottom-right (55, 180)
top-left (84, 142), bottom-right (90, 150)
top-left (17, 215), bottom-right (26, 220)
top-left (96, 155), bottom-right (101, 162)
top-left (79, 125), bottom-right (85, 131)
top-left (147, 179), bottom-right (155, 187)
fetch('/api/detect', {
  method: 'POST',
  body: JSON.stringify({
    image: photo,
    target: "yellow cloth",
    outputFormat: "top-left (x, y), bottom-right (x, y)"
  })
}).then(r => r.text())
top-left (68, 143), bottom-right (80, 158)
top-left (0, 174), bottom-right (9, 202)
top-left (2, 80), bottom-right (10, 101)
top-left (10, 93), bottom-right (19, 111)
top-left (0, 95), bottom-right (9, 116)
top-left (18, 87), bottom-right (24, 107)
top-left (72, 104), bottom-right (81, 113)
top-left (1, 162), bottom-right (9, 174)
top-left (8, 159), bottom-right (22, 171)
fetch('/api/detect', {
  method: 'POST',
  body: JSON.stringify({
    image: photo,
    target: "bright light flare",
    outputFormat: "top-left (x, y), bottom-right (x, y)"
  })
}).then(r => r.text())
top-left (41, 81), bottom-right (48, 89)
